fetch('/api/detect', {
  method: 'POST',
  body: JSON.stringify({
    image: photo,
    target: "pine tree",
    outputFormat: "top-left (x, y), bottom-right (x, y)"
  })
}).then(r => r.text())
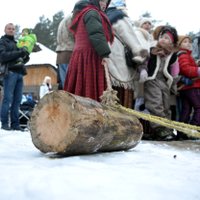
top-left (32, 11), bottom-right (64, 51)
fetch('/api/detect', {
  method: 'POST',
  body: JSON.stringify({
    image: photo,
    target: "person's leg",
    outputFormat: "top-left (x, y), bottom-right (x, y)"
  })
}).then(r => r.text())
top-left (10, 73), bottom-right (23, 129)
top-left (188, 88), bottom-right (200, 126)
top-left (179, 91), bottom-right (192, 123)
top-left (1, 72), bottom-right (17, 129)
top-left (177, 90), bottom-right (192, 140)
top-left (58, 64), bottom-right (68, 90)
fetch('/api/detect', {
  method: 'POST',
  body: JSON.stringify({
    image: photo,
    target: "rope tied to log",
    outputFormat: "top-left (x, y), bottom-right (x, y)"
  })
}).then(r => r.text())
top-left (100, 60), bottom-right (119, 106)
top-left (101, 60), bottom-right (200, 139)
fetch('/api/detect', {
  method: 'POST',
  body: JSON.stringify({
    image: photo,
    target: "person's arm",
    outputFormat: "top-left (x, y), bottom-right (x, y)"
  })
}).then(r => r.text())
top-left (0, 39), bottom-right (27, 63)
top-left (179, 53), bottom-right (199, 78)
top-left (84, 10), bottom-right (111, 58)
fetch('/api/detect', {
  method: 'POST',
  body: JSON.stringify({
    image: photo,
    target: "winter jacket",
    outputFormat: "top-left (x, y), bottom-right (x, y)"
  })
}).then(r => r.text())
top-left (105, 7), bottom-right (144, 89)
top-left (178, 48), bottom-right (200, 90)
top-left (134, 27), bottom-right (154, 52)
top-left (56, 13), bottom-right (74, 64)
top-left (56, 13), bottom-right (74, 52)
top-left (83, 9), bottom-right (112, 57)
top-left (17, 33), bottom-right (37, 53)
top-left (0, 35), bottom-right (27, 75)
top-left (146, 50), bottom-right (178, 88)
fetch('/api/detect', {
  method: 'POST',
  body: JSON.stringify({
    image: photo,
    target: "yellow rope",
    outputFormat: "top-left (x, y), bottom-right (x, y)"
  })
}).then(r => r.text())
top-left (102, 61), bottom-right (200, 139)
top-left (115, 104), bottom-right (200, 139)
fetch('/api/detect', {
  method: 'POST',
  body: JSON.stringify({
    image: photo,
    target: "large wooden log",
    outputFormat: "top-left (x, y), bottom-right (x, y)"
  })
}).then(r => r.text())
top-left (30, 91), bottom-right (143, 156)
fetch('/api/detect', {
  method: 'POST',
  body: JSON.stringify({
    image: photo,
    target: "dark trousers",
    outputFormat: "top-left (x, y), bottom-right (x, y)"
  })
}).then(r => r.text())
top-left (179, 88), bottom-right (200, 126)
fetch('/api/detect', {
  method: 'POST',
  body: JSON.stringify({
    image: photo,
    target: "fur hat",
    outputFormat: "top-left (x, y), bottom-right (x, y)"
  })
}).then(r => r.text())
top-left (138, 18), bottom-right (152, 27)
top-left (154, 25), bottom-right (178, 45)
top-left (153, 25), bottom-right (164, 40)
top-left (177, 35), bottom-right (192, 47)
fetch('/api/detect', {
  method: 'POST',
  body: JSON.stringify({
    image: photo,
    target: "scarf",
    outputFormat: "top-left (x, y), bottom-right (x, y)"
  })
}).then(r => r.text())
top-left (151, 42), bottom-right (177, 57)
top-left (70, 5), bottom-right (114, 43)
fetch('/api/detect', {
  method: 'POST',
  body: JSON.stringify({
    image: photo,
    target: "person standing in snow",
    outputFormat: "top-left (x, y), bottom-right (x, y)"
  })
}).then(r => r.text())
top-left (64, 0), bottom-right (114, 102)
top-left (105, 0), bottom-right (148, 108)
top-left (139, 25), bottom-right (180, 140)
top-left (56, 13), bottom-right (74, 90)
top-left (0, 23), bottom-right (28, 131)
top-left (176, 35), bottom-right (200, 139)
top-left (133, 17), bottom-right (154, 113)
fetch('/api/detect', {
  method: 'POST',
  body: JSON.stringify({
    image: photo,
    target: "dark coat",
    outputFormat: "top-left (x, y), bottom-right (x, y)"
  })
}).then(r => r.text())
top-left (0, 35), bottom-right (27, 75)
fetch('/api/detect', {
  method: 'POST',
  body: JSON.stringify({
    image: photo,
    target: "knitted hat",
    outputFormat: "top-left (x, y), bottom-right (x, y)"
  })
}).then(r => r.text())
top-left (177, 35), bottom-right (192, 47)
top-left (138, 18), bottom-right (152, 27)
top-left (109, 0), bottom-right (126, 8)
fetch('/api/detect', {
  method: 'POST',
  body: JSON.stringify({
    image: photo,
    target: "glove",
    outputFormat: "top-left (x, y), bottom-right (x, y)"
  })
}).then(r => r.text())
top-left (19, 47), bottom-right (29, 57)
top-left (23, 55), bottom-right (30, 64)
top-left (139, 69), bottom-right (148, 83)
top-left (180, 76), bottom-right (193, 85)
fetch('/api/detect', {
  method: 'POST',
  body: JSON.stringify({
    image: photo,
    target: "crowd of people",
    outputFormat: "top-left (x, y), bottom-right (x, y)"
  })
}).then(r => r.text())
top-left (0, 0), bottom-right (199, 141)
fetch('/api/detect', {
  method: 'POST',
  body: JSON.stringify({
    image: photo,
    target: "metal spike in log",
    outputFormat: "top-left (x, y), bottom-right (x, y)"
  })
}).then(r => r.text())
top-left (29, 90), bottom-right (143, 156)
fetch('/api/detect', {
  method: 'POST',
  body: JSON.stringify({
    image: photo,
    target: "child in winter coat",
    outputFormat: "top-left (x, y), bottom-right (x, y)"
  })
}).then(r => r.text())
top-left (16, 28), bottom-right (37, 65)
top-left (176, 35), bottom-right (200, 139)
top-left (134, 17), bottom-right (154, 113)
top-left (139, 25), bottom-right (180, 140)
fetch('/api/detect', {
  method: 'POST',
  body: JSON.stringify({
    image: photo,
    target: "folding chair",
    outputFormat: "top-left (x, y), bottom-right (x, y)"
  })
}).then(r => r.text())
top-left (19, 109), bottom-right (31, 130)
top-left (19, 101), bottom-right (35, 130)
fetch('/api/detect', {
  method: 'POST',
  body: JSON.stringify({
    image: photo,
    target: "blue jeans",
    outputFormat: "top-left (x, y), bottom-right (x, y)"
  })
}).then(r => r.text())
top-left (1, 71), bottom-right (23, 128)
top-left (58, 64), bottom-right (68, 89)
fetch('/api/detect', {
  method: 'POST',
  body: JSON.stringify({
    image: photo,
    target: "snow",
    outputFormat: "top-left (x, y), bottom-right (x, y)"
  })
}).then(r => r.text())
top-left (26, 43), bottom-right (57, 67)
top-left (0, 129), bottom-right (200, 200)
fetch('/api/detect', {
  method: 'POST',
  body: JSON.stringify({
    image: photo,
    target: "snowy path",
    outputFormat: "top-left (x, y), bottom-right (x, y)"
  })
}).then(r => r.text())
top-left (0, 130), bottom-right (200, 200)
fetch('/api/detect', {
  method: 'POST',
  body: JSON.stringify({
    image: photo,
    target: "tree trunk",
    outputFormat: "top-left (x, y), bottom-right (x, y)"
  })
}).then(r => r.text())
top-left (30, 91), bottom-right (143, 156)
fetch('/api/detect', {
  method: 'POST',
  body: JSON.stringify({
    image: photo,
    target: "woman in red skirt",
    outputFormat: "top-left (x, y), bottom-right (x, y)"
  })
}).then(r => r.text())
top-left (64, 0), bottom-right (114, 102)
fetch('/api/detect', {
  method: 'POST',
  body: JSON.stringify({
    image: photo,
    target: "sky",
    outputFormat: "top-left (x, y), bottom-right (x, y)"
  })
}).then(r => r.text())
top-left (0, 129), bottom-right (200, 200)
top-left (0, 0), bottom-right (199, 36)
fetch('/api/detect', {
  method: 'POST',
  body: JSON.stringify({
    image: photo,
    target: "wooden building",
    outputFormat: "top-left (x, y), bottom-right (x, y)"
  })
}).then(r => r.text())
top-left (23, 43), bottom-right (58, 100)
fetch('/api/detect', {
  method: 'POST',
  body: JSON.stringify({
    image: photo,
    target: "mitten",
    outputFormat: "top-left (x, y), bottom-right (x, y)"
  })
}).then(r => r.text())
top-left (132, 56), bottom-right (146, 64)
top-left (171, 61), bottom-right (180, 77)
top-left (19, 47), bottom-right (29, 57)
top-left (23, 55), bottom-right (30, 64)
top-left (19, 48), bottom-right (27, 57)
top-left (180, 76), bottom-right (193, 85)
top-left (132, 49), bottom-right (149, 64)
top-left (139, 69), bottom-right (148, 83)
top-left (139, 49), bottom-right (149, 58)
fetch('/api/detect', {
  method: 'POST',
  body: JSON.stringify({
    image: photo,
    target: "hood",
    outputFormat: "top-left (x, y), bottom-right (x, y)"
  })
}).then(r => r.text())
top-left (73, 0), bottom-right (111, 14)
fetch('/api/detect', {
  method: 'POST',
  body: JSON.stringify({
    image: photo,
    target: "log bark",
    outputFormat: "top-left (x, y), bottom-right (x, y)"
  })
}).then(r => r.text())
top-left (30, 90), bottom-right (143, 156)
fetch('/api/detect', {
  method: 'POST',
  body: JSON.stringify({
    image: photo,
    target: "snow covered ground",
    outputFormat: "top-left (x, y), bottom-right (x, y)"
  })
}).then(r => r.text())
top-left (0, 129), bottom-right (200, 200)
